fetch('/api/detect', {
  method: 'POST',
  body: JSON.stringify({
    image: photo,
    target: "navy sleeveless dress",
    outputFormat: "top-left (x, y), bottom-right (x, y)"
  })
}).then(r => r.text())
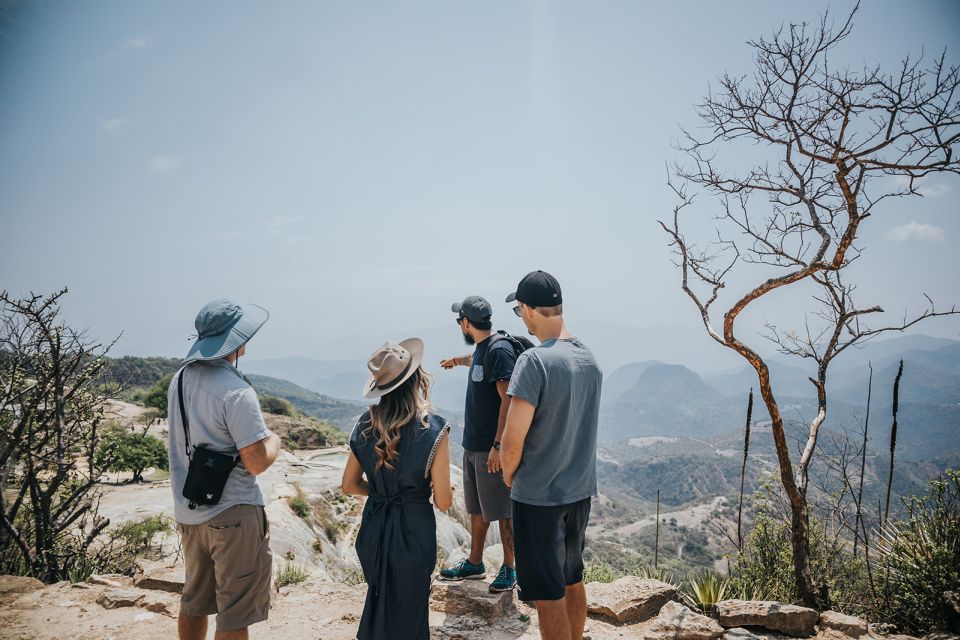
top-left (350, 411), bottom-right (450, 640)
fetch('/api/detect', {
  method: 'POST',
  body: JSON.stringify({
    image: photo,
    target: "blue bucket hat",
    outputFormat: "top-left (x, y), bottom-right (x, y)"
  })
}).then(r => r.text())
top-left (183, 298), bottom-right (269, 363)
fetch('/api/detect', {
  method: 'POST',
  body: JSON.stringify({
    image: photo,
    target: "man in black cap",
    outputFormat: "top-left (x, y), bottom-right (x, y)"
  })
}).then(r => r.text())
top-left (438, 295), bottom-right (517, 593)
top-left (500, 271), bottom-right (603, 640)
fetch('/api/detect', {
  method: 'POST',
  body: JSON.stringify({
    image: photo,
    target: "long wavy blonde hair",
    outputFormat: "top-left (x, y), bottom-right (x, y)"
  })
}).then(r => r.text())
top-left (363, 366), bottom-right (432, 471)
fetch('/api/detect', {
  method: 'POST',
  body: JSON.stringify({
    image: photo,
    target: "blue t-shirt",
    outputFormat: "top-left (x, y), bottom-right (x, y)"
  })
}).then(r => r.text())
top-left (506, 338), bottom-right (603, 506)
top-left (462, 335), bottom-right (517, 452)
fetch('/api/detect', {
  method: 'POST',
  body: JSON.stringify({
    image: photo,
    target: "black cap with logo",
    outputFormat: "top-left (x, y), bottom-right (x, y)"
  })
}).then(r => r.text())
top-left (505, 270), bottom-right (563, 307)
top-left (451, 296), bottom-right (493, 323)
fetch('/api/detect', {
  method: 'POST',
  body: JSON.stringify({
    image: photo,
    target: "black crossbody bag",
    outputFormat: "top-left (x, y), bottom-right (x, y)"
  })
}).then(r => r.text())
top-left (178, 366), bottom-right (239, 510)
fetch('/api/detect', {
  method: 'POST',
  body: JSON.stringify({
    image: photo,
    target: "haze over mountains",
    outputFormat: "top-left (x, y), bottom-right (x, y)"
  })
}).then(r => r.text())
top-left (243, 332), bottom-right (960, 463)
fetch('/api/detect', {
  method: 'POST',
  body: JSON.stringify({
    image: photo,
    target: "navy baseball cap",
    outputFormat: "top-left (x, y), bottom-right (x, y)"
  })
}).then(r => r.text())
top-left (451, 296), bottom-right (493, 323)
top-left (505, 270), bottom-right (562, 307)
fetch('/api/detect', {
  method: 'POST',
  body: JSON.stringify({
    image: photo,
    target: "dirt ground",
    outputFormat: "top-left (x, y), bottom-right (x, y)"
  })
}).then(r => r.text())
top-left (0, 573), bottom-right (658, 640)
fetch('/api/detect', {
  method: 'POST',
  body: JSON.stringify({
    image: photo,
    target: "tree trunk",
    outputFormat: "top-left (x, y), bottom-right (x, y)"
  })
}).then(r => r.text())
top-left (750, 356), bottom-right (822, 608)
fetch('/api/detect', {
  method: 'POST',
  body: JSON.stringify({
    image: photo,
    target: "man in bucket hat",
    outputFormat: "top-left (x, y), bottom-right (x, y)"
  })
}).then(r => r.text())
top-left (168, 298), bottom-right (281, 640)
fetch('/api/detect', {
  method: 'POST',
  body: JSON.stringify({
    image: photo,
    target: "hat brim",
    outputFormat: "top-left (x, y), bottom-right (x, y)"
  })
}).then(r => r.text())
top-left (505, 292), bottom-right (518, 303)
top-left (183, 304), bottom-right (269, 363)
top-left (362, 337), bottom-right (424, 399)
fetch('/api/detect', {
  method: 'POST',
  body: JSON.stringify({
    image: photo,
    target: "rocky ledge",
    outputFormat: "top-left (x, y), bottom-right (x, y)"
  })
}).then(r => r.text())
top-left (0, 570), bottom-right (930, 640)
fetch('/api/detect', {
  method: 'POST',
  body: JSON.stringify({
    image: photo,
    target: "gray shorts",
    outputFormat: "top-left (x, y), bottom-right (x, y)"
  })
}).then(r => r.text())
top-left (463, 449), bottom-right (512, 522)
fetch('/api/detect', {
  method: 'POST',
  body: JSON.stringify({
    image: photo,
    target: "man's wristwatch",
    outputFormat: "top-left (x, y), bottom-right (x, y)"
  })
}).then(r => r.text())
top-left (492, 441), bottom-right (501, 451)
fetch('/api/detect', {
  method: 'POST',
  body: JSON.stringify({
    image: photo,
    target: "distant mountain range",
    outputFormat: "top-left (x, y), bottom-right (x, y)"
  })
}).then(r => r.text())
top-left (601, 334), bottom-right (960, 461)
top-left (109, 333), bottom-right (958, 463)
top-left (244, 355), bottom-right (470, 413)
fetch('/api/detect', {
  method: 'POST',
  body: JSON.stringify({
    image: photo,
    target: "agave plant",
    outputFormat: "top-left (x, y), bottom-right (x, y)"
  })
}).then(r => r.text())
top-left (633, 563), bottom-right (679, 589)
top-left (685, 572), bottom-right (729, 614)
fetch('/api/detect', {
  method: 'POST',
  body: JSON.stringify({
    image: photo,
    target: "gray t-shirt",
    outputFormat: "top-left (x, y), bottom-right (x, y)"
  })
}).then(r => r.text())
top-left (506, 337), bottom-right (603, 506)
top-left (167, 359), bottom-right (274, 525)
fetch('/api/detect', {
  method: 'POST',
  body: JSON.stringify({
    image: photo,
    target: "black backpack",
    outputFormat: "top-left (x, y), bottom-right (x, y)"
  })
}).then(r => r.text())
top-left (482, 330), bottom-right (535, 380)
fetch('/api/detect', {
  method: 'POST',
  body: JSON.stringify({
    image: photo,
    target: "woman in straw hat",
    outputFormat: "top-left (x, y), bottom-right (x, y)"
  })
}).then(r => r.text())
top-left (341, 338), bottom-right (452, 640)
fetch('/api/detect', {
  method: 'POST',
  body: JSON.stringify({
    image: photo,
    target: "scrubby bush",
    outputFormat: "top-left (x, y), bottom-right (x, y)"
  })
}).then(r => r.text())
top-left (289, 495), bottom-right (311, 518)
top-left (877, 469), bottom-right (960, 635)
top-left (143, 372), bottom-right (174, 416)
top-left (115, 514), bottom-right (174, 554)
top-left (277, 562), bottom-right (309, 587)
top-left (261, 395), bottom-right (297, 416)
top-left (730, 481), bottom-right (873, 613)
top-left (583, 560), bottom-right (618, 584)
top-left (64, 514), bottom-right (175, 583)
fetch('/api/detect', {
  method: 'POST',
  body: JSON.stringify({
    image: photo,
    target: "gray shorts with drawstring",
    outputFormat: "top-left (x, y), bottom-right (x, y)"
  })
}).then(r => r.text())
top-left (462, 449), bottom-right (512, 522)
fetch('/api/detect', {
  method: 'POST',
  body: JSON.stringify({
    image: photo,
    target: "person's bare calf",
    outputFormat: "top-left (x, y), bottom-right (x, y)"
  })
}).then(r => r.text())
top-left (533, 582), bottom-right (587, 640)
top-left (178, 613), bottom-right (206, 640)
top-left (535, 598), bottom-right (571, 640)
top-left (178, 614), bottom-right (249, 640)
top-left (468, 513), bottom-right (490, 564)
top-left (499, 518), bottom-right (515, 567)
top-left (564, 582), bottom-right (587, 639)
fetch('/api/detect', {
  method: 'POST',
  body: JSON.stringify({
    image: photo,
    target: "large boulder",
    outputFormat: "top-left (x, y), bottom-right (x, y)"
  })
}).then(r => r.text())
top-left (430, 579), bottom-right (517, 623)
top-left (96, 588), bottom-right (145, 609)
top-left (134, 560), bottom-right (185, 593)
top-left (646, 600), bottom-right (725, 640)
top-left (85, 574), bottom-right (130, 588)
top-left (819, 610), bottom-right (867, 637)
top-left (585, 577), bottom-right (678, 624)
top-left (0, 575), bottom-right (44, 597)
top-left (716, 600), bottom-right (819, 637)
top-left (723, 629), bottom-right (787, 639)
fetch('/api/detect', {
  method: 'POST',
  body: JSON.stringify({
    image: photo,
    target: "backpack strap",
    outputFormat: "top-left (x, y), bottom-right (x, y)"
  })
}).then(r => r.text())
top-left (482, 331), bottom-right (510, 381)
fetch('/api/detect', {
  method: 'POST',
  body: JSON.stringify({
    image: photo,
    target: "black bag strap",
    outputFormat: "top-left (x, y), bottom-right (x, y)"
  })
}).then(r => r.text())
top-left (178, 363), bottom-right (241, 468)
top-left (177, 365), bottom-right (192, 459)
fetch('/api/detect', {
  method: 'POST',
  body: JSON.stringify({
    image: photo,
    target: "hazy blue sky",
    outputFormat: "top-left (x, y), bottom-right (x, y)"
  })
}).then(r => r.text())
top-left (1, 1), bottom-right (958, 371)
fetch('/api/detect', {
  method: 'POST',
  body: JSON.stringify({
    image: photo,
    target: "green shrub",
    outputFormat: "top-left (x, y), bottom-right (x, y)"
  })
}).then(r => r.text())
top-left (59, 514), bottom-right (175, 582)
top-left (583, 560), bottom-right (618, 584)
top-left (276, 562), bottom-right (309, 587)
top-left (877, 469), bottom-right (960, 634)
top-left (97, 428), bottom-right (168, 482)
top-left (114, 514), bottom-right (173, 551)
top-left (334, 564), bottom-right (365, 586)
top-left (143, 372), bottom-right (174, 416)
top-left (288, 495), bottom-right (311, 518)
top-left (731, 511), bottom-right (875, 611)
top-left (261, 395), bottom-right (297, 416)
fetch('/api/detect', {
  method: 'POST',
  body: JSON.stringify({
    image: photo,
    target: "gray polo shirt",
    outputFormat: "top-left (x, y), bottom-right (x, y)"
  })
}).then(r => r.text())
top-left (167, 359), bottom-right (274, 525)
top-left (507, 337), bottom-right (603, 506)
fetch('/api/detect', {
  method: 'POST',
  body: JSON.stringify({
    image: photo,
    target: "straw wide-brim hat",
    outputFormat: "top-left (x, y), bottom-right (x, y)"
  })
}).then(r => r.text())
top-left (183, 299), bottom-right (270, 363)
top-left (362, 338), bottom-right (424, 399)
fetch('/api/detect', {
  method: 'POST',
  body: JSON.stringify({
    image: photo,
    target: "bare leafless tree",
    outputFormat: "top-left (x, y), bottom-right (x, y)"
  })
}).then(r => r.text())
top-left (0, 289), bottom-right (119, 581)
top-left (660, 4), bottom-right (959, 607)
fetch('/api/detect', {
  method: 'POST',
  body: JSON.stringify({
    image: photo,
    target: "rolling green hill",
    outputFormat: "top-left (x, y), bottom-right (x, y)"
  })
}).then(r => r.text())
top-left (246, 374), bottom-right (365, 430)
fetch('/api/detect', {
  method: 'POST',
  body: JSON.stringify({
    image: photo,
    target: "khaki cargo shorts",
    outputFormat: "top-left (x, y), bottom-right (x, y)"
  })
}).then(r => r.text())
top-left (176, 504), bottom-right (273, 632)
